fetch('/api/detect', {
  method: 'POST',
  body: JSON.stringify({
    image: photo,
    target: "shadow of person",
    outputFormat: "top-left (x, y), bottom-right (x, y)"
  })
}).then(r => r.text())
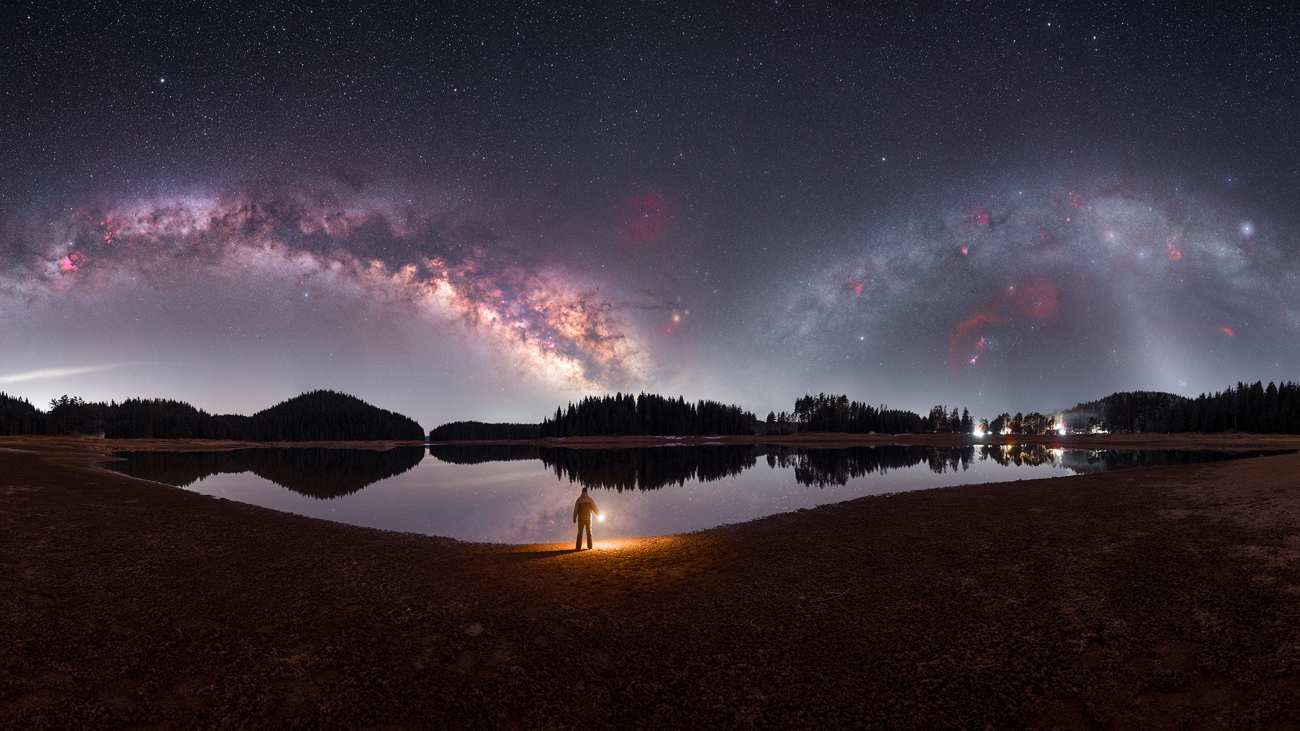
top-left (572, 487), bottom-right (600, 550)
top-left (499, 548), bottom-right (578, 562)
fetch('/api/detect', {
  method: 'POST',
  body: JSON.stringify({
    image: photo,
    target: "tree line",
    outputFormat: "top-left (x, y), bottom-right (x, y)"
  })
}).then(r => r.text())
top-left (762, 394), bottom-right (962, 436)
top-left (428, 421), bottom-right (541, 441)
top-left (0, 390), bottom-right (424, 441)
top-left (1062, 381), bottom-right (1300, 434)
top-left (429, 392), bottom-right (960, 440)
top-left (537, 392), bottom-right (757, 438)
top-left (12, 378), bottom-right (1298, 443)
top-left (981, 411), bottom-right (1058, 436)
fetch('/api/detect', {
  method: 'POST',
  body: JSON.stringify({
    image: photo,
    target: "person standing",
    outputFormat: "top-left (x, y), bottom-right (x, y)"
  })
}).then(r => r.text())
top-left (572, 487), bottom-right (600, 551)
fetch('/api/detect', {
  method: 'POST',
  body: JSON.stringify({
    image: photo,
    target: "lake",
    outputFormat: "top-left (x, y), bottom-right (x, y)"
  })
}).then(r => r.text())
top-left (101, 444), bottom-right (1287, 544)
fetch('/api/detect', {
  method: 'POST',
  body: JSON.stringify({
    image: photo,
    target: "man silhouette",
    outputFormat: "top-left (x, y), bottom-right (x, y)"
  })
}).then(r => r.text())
top-left (572, 487), bottom-right (600, 550)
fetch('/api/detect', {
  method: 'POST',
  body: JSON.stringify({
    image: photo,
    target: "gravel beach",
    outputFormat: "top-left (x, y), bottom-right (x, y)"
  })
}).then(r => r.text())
top-left (3, 436), bottom-right (1300, 730)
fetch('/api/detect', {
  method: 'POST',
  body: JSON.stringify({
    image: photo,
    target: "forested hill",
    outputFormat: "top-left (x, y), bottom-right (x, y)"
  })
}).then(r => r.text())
top-left (1062, 381), bottom-right (1300, 434)
top-left (0, 389), bottom-right (424, 441)
top-left (243, 391), bottom-right (425, 441)
top-left (539, 392), bottom-right (756, 437)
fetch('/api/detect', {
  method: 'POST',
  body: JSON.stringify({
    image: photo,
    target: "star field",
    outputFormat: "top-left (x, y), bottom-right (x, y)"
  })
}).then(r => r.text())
top-left (2, 1), bottom-right (1298, 422)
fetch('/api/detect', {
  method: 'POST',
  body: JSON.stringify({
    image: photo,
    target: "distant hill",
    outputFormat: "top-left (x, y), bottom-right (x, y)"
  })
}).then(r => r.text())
top-left (1062, 381), bottom-right (1300, 433)
top-left (1, 389), bottom-right (424, 441)
top-left (245, 390), bottom-right (425, 441)
top-left (1061, 391), bottom-right (1189, 432)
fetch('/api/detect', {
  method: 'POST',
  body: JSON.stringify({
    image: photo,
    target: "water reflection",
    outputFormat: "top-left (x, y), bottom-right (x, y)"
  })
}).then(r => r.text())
top-left (540, 445), bottom-right (756, 491)
top-left (428, 444), bottom-right (539, 464)
top-left (763, 445), bottom-right (975, 487)
top-left (102, 444), bottom-right (1297, 543)
top-left (975, 444), bottom-right (1286, 473)
top-left (107, 447), bottom-right (426, 499)
top-left (434, 444), bottom-right (1293, 491)
top-left (109, 445), bottom-right (1294, 501)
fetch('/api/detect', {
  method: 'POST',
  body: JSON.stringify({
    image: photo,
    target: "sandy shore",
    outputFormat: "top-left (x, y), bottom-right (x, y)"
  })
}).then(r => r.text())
top-left (3, 435), bottom-right (1300, 729)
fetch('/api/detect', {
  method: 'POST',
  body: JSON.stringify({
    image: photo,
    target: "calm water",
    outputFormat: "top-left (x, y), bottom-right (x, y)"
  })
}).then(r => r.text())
top-left (102, 444), bottom-right (1288, 544)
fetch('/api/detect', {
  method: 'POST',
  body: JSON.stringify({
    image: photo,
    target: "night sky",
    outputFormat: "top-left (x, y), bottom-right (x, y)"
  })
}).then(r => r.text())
top-left (3, 2), bottom-right (1298, 426)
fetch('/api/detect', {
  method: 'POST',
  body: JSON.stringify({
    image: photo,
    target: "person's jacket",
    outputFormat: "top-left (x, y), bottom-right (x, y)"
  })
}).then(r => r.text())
top-left (573, 494), bottom-right (600, 522)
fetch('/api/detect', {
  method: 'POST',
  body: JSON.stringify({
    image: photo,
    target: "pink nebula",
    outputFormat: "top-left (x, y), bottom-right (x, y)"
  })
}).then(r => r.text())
top-left (949, 313), bottom-right (1003, 369)
top-left (618, 190), bottom-right (670, 248)
top-left (1016, 280), bottom-right (1058, 319)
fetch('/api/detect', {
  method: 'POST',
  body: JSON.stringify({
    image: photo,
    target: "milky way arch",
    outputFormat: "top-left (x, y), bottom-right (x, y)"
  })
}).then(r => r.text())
top-left (774, 179), bottom-right (1300, 390)
top-left (3, 187), bottom-right (649, 392)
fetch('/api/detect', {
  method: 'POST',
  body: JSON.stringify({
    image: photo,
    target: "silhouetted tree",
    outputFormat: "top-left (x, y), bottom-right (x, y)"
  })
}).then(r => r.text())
top-left (0, 392), bottom-right (46, 435)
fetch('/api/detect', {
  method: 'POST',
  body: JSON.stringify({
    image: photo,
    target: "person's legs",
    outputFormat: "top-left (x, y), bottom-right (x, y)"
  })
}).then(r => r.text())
top-left (575, 520), bottom-right (592, 550)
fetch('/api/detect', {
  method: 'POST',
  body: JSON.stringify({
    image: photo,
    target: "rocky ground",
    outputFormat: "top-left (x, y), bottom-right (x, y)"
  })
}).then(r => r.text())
top-left (3, 436), bottom-right (1300, 729)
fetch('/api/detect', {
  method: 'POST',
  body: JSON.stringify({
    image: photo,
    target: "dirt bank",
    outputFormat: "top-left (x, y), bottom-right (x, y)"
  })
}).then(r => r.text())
top-left (3, 436), bottom-right (1300, 729)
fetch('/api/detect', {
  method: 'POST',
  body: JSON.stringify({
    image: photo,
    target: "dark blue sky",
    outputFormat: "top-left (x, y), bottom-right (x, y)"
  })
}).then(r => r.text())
top-left (2, 1), bottom-right (1298, 424)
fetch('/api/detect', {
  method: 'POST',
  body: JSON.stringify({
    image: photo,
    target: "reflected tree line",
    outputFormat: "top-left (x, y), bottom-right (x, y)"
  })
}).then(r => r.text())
top-left (431, 444), bottom-right (759, 491)
top-left (763, 445), bottom-right (976, 487)
top-left (428, 444), bottom-right (541, 464)
top-left (105, 447), bottom-right (426, 499)
top-left (540, 445), bottom-right (756, 491)
top-left (106, 444), bottom-right (1293, 500)
top-left (428, 443), bottom-right (1290, 490)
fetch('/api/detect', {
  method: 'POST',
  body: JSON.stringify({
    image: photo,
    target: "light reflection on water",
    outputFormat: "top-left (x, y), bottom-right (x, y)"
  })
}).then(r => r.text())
top-left (103, 445), bottom-right (1283, 544)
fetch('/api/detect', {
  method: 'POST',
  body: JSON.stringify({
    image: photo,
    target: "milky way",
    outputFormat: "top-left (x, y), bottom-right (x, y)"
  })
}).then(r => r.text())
top-left (2, 186), bottom-right (649, 395)
top-left (770, 177), bottom-right (1299, 411)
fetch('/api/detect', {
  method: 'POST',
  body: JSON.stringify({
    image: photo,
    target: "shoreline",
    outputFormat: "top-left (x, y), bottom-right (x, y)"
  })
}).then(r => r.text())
top-left (521, 432), bottom-right (1300, 450)
top-left (4, 436), bottom-right (1300, 728)
top-left (7, 431), bottom-right (1298, 453)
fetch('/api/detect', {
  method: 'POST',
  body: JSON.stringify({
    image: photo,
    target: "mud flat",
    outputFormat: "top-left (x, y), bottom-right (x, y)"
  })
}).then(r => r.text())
top-left (3, 435), bottom-right (1300, 729)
